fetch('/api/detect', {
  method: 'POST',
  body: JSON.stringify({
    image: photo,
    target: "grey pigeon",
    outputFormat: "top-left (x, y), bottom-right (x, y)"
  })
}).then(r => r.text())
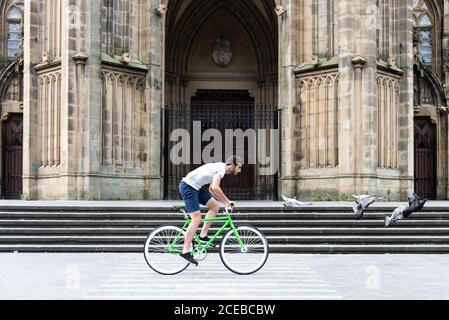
top-left (281, 195), bottom-right (312, 207)
top-left (384, 205), bottom-right (407, 227)
top-left (352, 194), bottom-right (379, 220)
top-left (385, 191), bottom-right (427, 227)
top-left (405, 191), bottom-right (427, 217)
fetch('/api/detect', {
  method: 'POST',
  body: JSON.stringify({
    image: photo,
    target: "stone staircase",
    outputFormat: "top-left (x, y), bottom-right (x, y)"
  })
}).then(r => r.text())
top-left (1, 202), bottom-right (449, 253)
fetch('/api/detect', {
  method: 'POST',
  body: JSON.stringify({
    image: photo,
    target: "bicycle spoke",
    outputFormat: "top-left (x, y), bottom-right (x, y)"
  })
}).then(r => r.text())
top-left (144, 226), bottom-right (190, 275)
top-left (220, 226), bottom-right (268, 275)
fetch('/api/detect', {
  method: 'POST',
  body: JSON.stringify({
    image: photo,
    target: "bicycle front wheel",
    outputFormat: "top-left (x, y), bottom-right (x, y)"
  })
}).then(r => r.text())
top-left (143, 225), bottom-right (192, 275)
top-left (219, 225), bottom-right (269, 275)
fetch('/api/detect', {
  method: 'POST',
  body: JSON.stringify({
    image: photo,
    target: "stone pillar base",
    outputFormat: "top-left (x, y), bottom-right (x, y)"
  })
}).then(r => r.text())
top-left (296, 170), bottom-right (409, 201)
top-left (24, 175), bottom-right (163, 200)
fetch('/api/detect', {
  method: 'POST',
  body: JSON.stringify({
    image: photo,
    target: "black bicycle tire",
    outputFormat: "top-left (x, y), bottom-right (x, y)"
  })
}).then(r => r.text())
top-left (143, 225), bottom-right (190, 275)
top-left (219, 224), bottom-right (270, 275)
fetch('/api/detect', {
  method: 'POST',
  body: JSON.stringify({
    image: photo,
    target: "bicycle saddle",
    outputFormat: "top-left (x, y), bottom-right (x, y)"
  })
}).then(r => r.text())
top-left (173, 204), bottom-right (186, 210)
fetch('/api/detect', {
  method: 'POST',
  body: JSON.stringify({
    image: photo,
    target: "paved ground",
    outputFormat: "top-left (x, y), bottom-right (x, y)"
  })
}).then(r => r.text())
top-left (1, 253), bottom-right (448, 300)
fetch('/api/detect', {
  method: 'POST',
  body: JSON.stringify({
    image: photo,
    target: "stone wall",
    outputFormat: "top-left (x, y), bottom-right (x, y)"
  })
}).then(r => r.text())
top-left (22, 0), bottom-right (44, 199)
top-left (18, 0), bottom-right (443, 200)
top-left (376, 71), bottom-right (400, 170)
top-left (100, 68), bottom-right (146, 167)
top-left (296, 69), bottom-right (339, 169)
top-left (290, 0), bottom-right (414, 200)
top-left (36, 69), bottom-right (62, 167)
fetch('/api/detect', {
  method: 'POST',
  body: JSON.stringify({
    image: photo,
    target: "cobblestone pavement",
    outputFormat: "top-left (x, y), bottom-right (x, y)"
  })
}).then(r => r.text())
top-left (1, 253), bottom-right (448, 300)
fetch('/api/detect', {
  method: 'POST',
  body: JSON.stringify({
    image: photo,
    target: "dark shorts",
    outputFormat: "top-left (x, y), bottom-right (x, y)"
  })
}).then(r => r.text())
top-left (179, 181), bottom-right (213, 214)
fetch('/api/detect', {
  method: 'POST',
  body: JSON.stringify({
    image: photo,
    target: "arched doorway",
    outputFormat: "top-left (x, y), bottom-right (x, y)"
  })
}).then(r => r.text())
top-left (412, 42), bottom-right (447, 199)
top-left (0, 60), bottom-right (23, 199)
top-left (414, 117), bottom-right (437, 199)
top-left (163, 0), bottom-right (278, 200)
top-left (1, 113), bottom-right (23, 199)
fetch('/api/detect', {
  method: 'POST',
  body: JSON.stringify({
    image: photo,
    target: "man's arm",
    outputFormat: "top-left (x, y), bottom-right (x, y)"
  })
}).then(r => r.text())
top-left (209, 173), bottom-right (232, 206)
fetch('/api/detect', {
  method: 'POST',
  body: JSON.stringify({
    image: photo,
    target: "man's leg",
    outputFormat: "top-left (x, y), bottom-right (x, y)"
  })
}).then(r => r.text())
top-left (200, 198), bottom-right (221, 238)
top-left (183, 211), bottom-right (201, 254)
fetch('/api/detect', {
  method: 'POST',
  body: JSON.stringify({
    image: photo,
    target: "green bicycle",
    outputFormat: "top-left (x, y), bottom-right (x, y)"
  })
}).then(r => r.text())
top-left (143, 205), bottom-right (269, 275)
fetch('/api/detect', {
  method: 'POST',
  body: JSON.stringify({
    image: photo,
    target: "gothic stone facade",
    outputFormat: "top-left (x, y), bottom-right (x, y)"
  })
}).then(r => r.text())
top-left (0, 0), bottom-right (448, 200)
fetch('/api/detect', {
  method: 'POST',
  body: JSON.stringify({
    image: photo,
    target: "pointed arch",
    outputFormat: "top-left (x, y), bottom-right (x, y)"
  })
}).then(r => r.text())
top-left (1, 1), bottom-right (24, 60)
top-left (166, 0), bottom-right (277, 77)
top-left (0, 58), bottom-right (23, 103)
top-left (412, 0), bottom-right (443, 74)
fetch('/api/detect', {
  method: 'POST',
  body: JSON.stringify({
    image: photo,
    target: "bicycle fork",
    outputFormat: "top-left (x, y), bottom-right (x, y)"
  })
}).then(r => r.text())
top-left (230, 222), bottom-right (248, 253)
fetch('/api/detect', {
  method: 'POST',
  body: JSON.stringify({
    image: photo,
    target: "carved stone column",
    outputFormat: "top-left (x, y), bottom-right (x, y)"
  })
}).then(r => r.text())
top-left (351, 56), bottom-right (367, 193)
top-left (277, 0), bottom-right (297, 199)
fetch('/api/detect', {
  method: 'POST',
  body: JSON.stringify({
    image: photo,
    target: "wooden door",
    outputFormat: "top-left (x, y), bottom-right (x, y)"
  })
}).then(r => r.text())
top-left (2, 114), bottom-right (23, 199)
top-left (414, 118), bottom-right (436, 199)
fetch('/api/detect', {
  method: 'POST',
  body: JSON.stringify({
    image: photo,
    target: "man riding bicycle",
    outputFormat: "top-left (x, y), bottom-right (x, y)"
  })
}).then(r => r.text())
top-left (178, 155), bottom-right (243, 265)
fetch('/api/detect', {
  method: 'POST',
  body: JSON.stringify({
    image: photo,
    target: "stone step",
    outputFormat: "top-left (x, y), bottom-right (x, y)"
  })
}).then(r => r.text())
top-left (0, 226), bottom-right (448, 235)
top-left (1, 212), bottom-right (449, 220)
top-left (1, 243), bottom-right (449, 253)
top-left (0, 204), bottom-right (446, 212)
top-left (1, 235), bottom-right (449, 244)
top-left (0, 204), bottom-right (447, 253)
top-left (2, 219), bottom-right (449, 227)
top-left (0, 205), bottom-right (412, 212)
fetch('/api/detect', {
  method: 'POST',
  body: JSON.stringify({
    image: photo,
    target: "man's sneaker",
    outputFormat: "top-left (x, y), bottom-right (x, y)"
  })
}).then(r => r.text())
top-left (178, 252), bottom-right (198, 266)
top-left (385, 216), bottom-right (394, 228)
top-left (197, 235), bottom-right (216, 248)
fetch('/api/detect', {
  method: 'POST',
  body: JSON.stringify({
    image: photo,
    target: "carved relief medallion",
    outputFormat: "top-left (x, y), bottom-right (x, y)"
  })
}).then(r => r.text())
top-left (212, 36), bottom-right (232, 67)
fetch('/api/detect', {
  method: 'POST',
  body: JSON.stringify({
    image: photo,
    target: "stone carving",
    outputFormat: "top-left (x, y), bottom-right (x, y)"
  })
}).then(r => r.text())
top-left (310, 55), bottom-right (320, 66)
top-left (41, 50), bottom-right (51, 63)
top-left (296, 72), bottom-right (340, 169)
top-left (155, 4), bottom-right (167, 16)
top-left (376, 74), bottom-right (400, 169)
top-left (275, 5), bottom-right (286, 16)
top-left (101, 70), bottom-right (147, 167)
top-left (120, 52), bottom-right (132, 64)
top-left (38, 71), bottom-right (62, 167)
top-left (387, 56), bottom-right (396, 67)
top-left (212, 37), bottom-right (232, 67)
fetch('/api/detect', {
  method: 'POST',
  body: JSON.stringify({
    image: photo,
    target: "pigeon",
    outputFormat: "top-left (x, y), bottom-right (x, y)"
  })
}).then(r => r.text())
top-left (405, 191), bottom-right (427, 217)
top-left (281, 195), bottom-right (312, 207)
top-left (384, 205), bottom-right (408, 227)
top-left (352, 194), bottom-right (380, 220)
top-left (385, 191), bottom-right (427, 227)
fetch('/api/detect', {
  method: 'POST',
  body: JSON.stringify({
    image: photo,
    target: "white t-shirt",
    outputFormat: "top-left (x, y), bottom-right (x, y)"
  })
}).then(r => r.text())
top-left (182, 162), bottom-right (226, 190)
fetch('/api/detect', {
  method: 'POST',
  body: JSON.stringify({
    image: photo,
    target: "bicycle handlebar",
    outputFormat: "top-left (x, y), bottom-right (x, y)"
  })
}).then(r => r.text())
top-left (224, 206), bottom-right (233, 215)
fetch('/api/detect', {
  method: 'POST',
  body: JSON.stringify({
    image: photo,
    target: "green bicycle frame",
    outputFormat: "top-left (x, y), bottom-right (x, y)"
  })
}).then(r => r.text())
top-left (167, 214), bottom-right (246, 254)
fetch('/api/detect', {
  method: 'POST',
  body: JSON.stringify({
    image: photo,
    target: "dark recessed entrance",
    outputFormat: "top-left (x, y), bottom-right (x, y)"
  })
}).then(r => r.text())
top-left (414, 117), bottom-right (437, 199)
top-left (2, 113), bottom-right (23, 199)
top-left (164, 90), bottom-right (277, 200)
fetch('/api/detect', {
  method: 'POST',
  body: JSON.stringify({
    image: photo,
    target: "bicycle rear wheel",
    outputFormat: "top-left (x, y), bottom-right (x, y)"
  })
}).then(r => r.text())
top-left (219, 225), bottom-right (269, 275)
top-left (143, 225), bottom-right (192, 275)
